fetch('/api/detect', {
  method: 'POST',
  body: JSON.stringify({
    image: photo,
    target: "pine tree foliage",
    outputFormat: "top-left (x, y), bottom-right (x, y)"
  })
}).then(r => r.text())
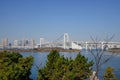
top-left (37, 50), bottom-right (93, 80)
top-left (0, 51), bottom-right (34, 80)
top-left (104, 67), bottom-right (118, 80)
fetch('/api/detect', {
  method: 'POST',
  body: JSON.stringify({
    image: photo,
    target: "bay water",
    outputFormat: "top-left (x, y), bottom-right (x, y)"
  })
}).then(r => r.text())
top-left (20, 50), bottom-right (120, 80)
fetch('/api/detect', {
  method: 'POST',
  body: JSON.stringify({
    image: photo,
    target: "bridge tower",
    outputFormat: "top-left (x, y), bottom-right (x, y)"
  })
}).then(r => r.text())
top-left (101, 42), bottom-right (104, 50)
top-left (86, 41), bottom-right (88, 50)
top-left (40, 38), bottom-right (45, 48)
top-left (63, 33), bottom-right (69, 49)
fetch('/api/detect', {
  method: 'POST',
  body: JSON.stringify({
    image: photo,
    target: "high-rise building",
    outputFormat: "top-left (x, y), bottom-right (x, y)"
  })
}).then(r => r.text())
top-left (25, 40), bottom-right (29, 46)
top-left (22, 39), bottom-right (28, 46)
top-left (31, 39), bottom-right (35, 48)
top-left (13, 40), bottom-right (18, 48)
top-left (2, 38), bottom-right (8, 49)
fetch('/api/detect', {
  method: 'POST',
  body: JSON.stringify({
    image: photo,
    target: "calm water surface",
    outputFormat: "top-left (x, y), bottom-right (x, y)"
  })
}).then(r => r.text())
top-left (20, 50), bottom-right (120, 80)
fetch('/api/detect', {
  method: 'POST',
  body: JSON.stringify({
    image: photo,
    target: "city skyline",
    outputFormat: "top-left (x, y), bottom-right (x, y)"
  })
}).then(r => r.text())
top-left (1, 33), bottom-right (120, 50)
top-left (0, 0), bottom-right (120, 42)
top-left (0, 33), bottom-right (120, 46)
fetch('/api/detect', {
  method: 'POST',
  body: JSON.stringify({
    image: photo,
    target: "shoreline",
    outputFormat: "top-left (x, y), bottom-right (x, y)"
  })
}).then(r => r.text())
top-left (108, 48), bottom-right (120, 53)
top-left (0, 48), bottom-right (80, 53)
top-left (1, 48), bottom-right (120, 53)
top-left (108, 50), bottom-right (120, 53)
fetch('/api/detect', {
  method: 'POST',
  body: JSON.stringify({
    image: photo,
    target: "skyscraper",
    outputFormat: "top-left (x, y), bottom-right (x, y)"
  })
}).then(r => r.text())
top-left (13, 40), bottom-right (18, 48)
top-left (2, 38), bottom-right (8, 49)
top-left (31, 39), bottom-right (35, 48)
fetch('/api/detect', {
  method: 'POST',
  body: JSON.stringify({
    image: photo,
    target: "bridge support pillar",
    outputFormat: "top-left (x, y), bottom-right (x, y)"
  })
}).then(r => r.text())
top-left (86, 41), bottom-right (88, 50)
top-left (101, 42), bottom-right (104, 50)
top-left (63, 33), bottom-right (69, 49)
top-left (40, 38), bottom-right (45, 48)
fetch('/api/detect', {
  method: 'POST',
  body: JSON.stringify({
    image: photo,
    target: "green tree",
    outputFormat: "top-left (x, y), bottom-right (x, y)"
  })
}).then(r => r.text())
top-left (104, 67), bottom-right (118, 80)
top-left (0, 51), bottom-right (34, 80)
top-left (63, 53), bottom-right (93, 80)
top-left (37, 50), bottom-right (61, 80)
top-left (37, 50), bottom-right (93, 80)
top-left (73, 53), bottom-right (93, 79)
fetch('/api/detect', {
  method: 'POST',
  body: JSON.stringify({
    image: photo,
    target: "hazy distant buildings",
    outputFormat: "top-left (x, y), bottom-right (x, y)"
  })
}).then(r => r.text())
top-left (25, 40), bottom-right (29, 46)
top-left (14, 40), bottom-right (18, 46)
top-left (0, 33), bottom-right (120, 50)
top-left (30, 39), bottom-right (35, 48)
top-left (9, 39), bottom-right (36, 49)
top-left (2, 38), bottom-right (8, 49)
top-left (22, 39), bottom-right (28, 46)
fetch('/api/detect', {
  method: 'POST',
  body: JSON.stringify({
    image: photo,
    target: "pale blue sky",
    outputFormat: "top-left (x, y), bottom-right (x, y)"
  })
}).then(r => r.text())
top-left (0, 0), bottom-right (120, 43)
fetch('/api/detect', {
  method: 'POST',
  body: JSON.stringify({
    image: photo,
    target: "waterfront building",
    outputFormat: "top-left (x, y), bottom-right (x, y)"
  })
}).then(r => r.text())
top-left (31, 39), bottom-right (35, 48)
top-left (21, 39), bottom-right (29, 47)
top-left (2, 38), bottom-right (8, 49)
top-left (13, 40), bottom-right (18, 48)
top-left (14, 40), bottom-right (18, 46)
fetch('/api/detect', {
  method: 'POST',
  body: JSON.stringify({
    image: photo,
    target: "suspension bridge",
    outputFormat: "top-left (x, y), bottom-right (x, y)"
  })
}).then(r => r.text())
top-left (39, 33), bottom-right (82, 50)
top-left (1, 33), bottom-right (120, 50)
top-left (39, 33), bottom-right (120, 50)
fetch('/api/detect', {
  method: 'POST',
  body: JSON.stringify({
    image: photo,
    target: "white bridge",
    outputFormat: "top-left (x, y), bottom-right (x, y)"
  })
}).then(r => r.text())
top-left (39, 33), bottom-right (82, 50)
top-left (1, 33), bottom-right (120, 50)
top-left (80, 41), bottom-right (120, 50)
top-left (39, 33), bottom-right (120, 50)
